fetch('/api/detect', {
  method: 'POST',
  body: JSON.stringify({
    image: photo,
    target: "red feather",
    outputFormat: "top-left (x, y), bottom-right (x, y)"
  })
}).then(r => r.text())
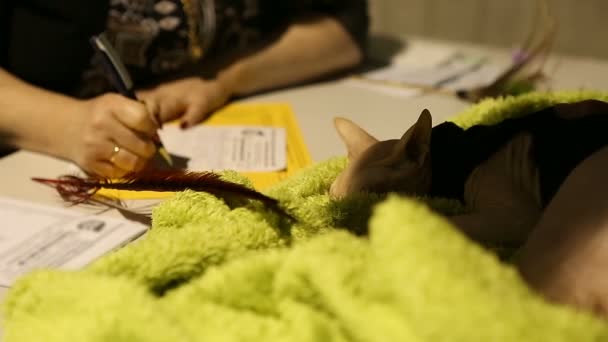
top-left (32, 170), bottom-right (294, 219)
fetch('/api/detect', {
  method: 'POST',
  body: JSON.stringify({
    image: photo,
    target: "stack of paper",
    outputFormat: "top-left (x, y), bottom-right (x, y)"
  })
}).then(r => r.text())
top-left (347, 51), bottom-right (503, 98)
top-left (0, 197), bottom-right (147, 286)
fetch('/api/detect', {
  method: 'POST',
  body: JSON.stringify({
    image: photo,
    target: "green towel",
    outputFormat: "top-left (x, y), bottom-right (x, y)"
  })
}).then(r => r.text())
top-left (4, 91), bottom-right (608, 341)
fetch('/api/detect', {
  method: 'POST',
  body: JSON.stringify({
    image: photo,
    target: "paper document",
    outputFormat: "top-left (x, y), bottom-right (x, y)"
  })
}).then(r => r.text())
top-left (93, 103), bottom-right (311, 199)
top-left (159, 125), bottom-right (287, 172)
top-left (363, 53), bottom-right (490, 87)
top-left (0, 197), bottom-right (147, 286)
top-left (350, 52), bottom-right (503, 97)
top-left (342, 77), bottom-right (422, 98)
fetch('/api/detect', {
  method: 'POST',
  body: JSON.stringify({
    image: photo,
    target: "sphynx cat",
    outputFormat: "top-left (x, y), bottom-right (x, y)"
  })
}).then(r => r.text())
top-left (330, 100), bottom-right (608, 318)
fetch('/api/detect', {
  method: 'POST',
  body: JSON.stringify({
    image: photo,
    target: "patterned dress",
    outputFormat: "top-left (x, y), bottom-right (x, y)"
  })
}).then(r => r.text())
top-left (1, 0), bottom-right (367, 96)
top-left (78, 0), bottom-right (368, 97)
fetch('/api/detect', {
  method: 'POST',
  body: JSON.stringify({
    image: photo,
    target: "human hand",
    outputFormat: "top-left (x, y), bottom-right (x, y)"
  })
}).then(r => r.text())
top-left (65, 93), bottom-right (159, 178)
top-left (137, 77), bottom-right (233, 129)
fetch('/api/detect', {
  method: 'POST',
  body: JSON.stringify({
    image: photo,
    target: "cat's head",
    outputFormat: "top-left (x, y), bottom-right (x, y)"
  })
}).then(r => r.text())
top-left (329, 109), bottom-right (433, 198)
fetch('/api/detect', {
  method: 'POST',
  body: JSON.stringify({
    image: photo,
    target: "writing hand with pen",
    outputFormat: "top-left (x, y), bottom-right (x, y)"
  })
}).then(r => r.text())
top-left (65, 92), bottom-right (163, 178)
top-left (76, 34), bottom-right (173, 178)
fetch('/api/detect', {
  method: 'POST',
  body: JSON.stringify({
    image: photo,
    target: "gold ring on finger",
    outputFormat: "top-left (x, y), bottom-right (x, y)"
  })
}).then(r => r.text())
top-left (110, 144), bottom-right (121, 164)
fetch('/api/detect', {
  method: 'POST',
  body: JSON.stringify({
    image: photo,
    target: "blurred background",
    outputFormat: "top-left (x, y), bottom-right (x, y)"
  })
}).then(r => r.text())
top-left (368, 0), bottom-right (608, 60)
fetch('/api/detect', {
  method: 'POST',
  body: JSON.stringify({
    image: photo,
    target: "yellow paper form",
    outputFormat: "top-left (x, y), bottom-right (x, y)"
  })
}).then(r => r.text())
top-left (99, 103), bottom-right (312, 199)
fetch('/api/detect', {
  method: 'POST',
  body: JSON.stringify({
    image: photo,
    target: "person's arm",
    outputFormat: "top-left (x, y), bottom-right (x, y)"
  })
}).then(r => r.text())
top-left (217, 14), bottom-right (364, 96)
top-left (0, 68), bottom-right (82, 157)
top-left (0, 68), bottom-right (159, 177)
top-left (139, 13), bottom-right (367, 128)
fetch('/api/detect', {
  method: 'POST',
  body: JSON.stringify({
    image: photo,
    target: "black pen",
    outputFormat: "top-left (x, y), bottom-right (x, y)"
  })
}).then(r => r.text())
top-left (89, 33), bottom-right (173, 167)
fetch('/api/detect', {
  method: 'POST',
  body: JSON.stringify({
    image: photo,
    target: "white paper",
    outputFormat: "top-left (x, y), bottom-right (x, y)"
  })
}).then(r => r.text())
top-left (0, 197), bottom-right (147, 286)
top-left (355, 52), bottom-right (504, 97)
top-left (342, 77), bottom-right (422, 98)
top-left (159, 125), bottom-right (287, 172)
top-left (364, 53), bottom-right (489, 87)
top-left (439, 62), bottom-right (503, 91)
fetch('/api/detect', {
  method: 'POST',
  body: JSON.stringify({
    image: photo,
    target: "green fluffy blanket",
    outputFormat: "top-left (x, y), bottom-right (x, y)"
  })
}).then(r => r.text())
top-left (4, 91), bottom-right (608, 341)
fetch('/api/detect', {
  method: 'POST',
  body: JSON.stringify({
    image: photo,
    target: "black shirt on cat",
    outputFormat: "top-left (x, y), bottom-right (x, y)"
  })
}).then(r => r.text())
top-left (429, 100), bottom-right (608, 207)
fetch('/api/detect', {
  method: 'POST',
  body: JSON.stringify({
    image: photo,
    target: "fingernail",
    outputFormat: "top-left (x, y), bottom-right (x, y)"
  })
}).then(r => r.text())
top-left (180, 121), bottom-right (189, 130)
top-left (152, 133), bottom-right (161, 143)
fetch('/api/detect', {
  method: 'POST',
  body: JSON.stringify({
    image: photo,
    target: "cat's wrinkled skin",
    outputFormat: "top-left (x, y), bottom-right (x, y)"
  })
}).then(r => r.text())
top-left (330, 109), bottom-right (608, 319)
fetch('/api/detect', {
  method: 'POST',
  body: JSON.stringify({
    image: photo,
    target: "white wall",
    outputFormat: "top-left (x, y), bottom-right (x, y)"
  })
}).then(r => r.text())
top-left (369, 0), bottom-right (608, 59)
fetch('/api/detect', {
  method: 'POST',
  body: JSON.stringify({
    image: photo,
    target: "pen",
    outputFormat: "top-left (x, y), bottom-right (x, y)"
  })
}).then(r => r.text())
top-left (89, 33), bottom-right (174, 167)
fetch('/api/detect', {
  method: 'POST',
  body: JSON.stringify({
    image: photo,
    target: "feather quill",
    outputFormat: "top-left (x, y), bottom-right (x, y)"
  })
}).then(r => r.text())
top-left (457, 0), bottom-right (557, 102)
top-left (357, 0), bottom-right (557, 102)
top-left (32, 170), bottom-right (294, 219)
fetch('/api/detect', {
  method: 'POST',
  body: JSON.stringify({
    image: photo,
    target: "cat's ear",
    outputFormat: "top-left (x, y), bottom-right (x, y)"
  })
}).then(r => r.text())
top-left (391, 109), bottom-right (432, 165)
top-left (334, 117), bottom-right (379, 160)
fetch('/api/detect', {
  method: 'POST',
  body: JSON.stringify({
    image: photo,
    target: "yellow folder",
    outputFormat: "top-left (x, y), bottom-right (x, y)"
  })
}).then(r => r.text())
top-left (99, 103), bottom-right (312, 199)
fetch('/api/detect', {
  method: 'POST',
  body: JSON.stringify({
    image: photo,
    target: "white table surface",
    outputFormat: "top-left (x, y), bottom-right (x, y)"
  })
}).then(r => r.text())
top-left (1, 37), bottom-right (608, 330)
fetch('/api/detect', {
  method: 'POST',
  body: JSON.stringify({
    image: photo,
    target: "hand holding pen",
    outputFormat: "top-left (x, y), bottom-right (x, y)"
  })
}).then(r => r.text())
top-left (65, 93), bottom-right (161, 178)
top-left (89, 33), bottom-right (174, 170)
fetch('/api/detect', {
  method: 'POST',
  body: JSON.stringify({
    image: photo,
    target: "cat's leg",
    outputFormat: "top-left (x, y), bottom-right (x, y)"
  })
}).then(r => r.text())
top-left (517, 146), bottom-right (608, 317)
